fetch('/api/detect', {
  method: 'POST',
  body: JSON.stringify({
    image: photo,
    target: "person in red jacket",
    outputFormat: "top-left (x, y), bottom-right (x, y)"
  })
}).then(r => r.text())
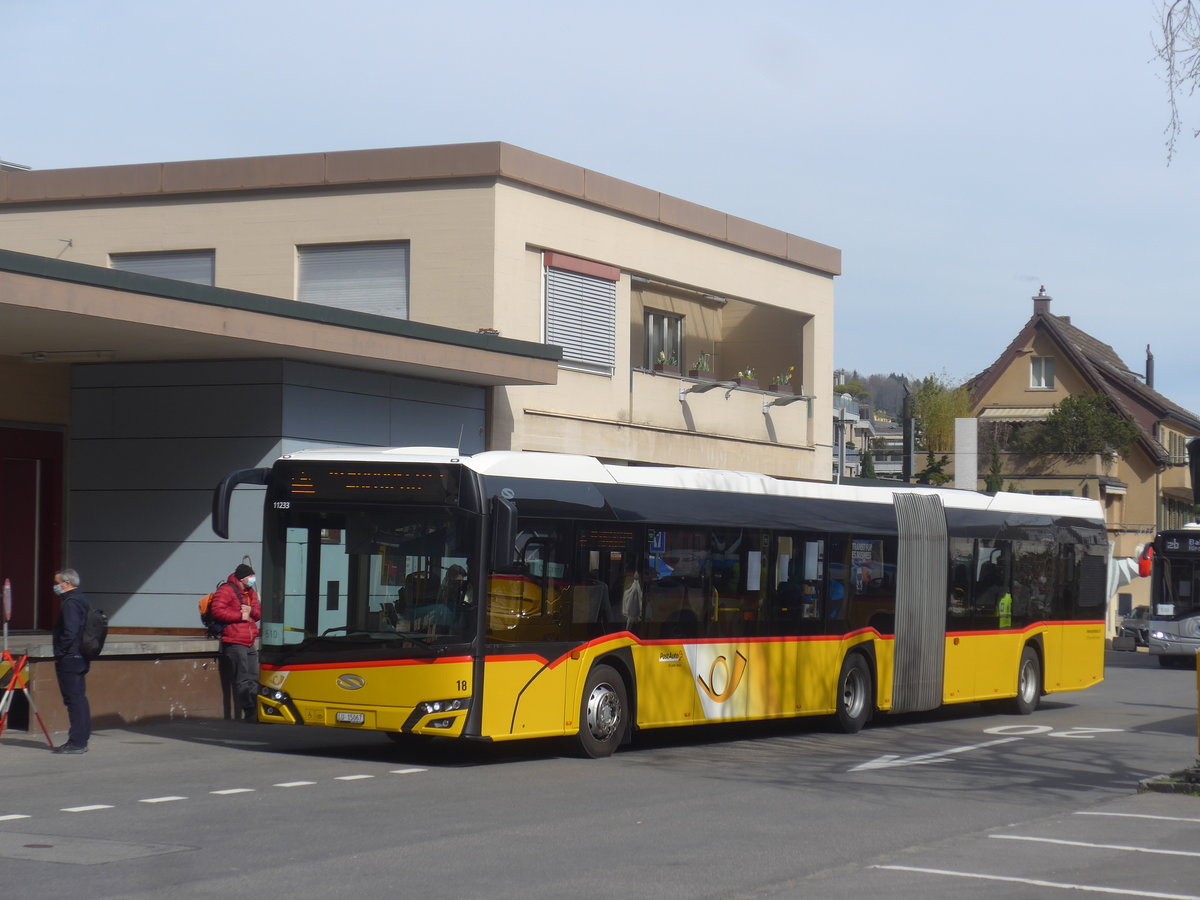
top-left (210, 564), bottom-right (262, 721)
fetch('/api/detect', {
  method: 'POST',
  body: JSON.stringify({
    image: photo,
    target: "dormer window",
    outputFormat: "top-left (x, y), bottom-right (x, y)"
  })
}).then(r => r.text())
top-left (1031, 356), bottom-right (1055, 389)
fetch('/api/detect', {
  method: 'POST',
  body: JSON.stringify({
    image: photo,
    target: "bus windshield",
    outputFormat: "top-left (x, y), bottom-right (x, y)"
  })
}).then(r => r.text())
top-left (264, 506), bottom-right (478, 654)
top-left (1155, 554), bottom-right (1200, 620)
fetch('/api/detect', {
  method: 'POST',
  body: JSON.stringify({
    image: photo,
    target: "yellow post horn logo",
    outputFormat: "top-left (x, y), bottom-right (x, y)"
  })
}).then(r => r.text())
top-left (697, 651), bottom-right (748, 703)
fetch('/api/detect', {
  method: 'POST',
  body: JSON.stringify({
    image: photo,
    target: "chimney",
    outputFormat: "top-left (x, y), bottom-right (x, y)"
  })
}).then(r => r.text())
top-left (1146, 345), bottom-right (1155, 388)
top-left (1033, 285), bottom-right (1052, 316)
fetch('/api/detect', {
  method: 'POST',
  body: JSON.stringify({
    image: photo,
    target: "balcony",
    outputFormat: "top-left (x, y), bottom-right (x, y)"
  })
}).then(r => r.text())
top-left (628, 369), bottom-right (812, 471)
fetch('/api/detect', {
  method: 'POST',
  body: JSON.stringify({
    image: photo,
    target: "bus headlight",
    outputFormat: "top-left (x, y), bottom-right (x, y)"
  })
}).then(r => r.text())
top-left (259, 685), bottom-right (292, 703)
top-left (1151, 630), bottom-right (1166, 640)
top-left (420, 698), bottom-right (469, 715)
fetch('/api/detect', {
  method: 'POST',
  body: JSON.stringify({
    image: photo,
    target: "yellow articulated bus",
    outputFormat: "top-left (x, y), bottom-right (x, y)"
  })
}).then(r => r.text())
top-left (213, 447), bottom-right (1109, 757)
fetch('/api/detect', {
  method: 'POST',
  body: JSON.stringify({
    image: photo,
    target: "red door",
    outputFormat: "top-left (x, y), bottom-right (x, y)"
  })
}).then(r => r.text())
top-left (0, 427), bottom-right (64, 631)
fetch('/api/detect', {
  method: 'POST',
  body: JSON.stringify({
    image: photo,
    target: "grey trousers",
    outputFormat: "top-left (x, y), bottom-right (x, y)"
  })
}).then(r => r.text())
top-left (221, 642), bottom-right (259, 719)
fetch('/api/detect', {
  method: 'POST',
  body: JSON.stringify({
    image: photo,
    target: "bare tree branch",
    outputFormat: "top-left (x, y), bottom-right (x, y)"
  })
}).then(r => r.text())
top-left (1155, 0), bottom-right (1200, 162)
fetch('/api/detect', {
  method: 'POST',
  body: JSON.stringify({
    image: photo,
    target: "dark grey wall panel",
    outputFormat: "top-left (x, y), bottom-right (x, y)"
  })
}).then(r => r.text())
top-left (70, 437), bottom-right (281, 489)
top-left (71, 384), bottom-right (283, 439)
top-left (279, 360), bottom-right (392, 396)
top-left (74, 359), bottom-right (287, 389)
top-left (389, 401), bottom-right (485, 451)
top-left (281, 384), bottom-right (393, 446)
top-left (66, 358), bottom-right (486, 629)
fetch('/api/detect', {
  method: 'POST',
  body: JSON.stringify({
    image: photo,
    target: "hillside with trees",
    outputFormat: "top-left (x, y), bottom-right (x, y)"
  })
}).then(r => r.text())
top-left (832, 370), bottom-right (909, 417)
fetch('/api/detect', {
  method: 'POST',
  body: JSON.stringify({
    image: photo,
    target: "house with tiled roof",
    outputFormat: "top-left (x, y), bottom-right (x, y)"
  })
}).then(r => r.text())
top-left (968, 287), bottom-right (1200, 632)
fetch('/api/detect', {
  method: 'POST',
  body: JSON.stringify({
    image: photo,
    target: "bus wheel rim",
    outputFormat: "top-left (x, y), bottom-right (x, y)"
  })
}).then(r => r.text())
top-left (843, 669), bottom-right (865, 717)
top-left (586, 683), bottom-right (620, 740)
top-left (1019, 659), bottom-right (1036, 702)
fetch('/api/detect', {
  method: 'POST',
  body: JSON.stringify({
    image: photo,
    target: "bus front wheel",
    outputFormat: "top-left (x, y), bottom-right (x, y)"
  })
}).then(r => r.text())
top-left (577, 664), bottom-right (627, 758)
top-left (1011, 646), bottom-right (1041, 715)
top-left (835, 653), bottom-right (872, 734)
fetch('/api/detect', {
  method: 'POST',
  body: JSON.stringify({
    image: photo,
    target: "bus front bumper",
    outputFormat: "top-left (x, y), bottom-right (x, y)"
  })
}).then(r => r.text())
top-left (1149, 631), bottom-right (1200, 658)
top-left (256, 684), bottom-right (470, 736)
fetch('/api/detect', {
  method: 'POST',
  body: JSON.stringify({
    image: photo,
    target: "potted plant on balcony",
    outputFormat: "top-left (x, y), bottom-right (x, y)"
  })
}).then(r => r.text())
top-left (653, 350), bottom-right (679, 375)
top-left (769, 366), bottom-right (796, 394)
top-left (734, 367), bottom-right (758, 389)
top-left (688, 352), bottom-right (713, 379)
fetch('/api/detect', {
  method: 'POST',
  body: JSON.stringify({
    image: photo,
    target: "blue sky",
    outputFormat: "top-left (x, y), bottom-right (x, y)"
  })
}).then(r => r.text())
top-left (8, 1), bottom-right (1198, 414)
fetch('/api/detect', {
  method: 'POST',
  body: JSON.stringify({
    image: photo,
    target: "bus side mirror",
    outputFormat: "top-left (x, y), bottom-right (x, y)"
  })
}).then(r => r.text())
top-left (212, 467), bottom-right (272, 539)
top-left (490, 496), bottom-right (518, 570)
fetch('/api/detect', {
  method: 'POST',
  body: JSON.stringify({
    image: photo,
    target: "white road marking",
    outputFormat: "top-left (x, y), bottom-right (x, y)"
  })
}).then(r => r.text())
top-left (849, 737), bottom-right (1021, 771)
top-left (992, 834), bottom-right (1200, 858)
top-left (1077, 811), bottom-right (1200, 824)
top-left (874, 864), bottom-right (1200, 899)
top-left (25, 767), bottom-right (426, 819)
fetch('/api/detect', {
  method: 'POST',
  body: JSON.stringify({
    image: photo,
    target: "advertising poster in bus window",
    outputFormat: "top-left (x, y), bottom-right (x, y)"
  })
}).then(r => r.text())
top-left (852, 539), bottom-right (883, 593)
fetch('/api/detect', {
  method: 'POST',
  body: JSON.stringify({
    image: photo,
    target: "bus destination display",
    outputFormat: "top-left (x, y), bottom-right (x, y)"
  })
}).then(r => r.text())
top-left (283, 464), bottom-right (457, 504)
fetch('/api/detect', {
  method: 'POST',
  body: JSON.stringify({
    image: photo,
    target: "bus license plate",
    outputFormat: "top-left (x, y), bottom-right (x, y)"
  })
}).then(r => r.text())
top-left (335, 711), bottom-right (365, 725)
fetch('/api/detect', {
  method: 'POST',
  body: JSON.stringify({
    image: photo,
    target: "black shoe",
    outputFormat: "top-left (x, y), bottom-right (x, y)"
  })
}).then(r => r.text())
top-left (53, 743), bottom-right (88, 754)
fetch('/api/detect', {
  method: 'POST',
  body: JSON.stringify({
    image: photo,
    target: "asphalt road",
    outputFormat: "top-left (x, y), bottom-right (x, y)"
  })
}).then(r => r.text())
top-left (1, 648), bottom-right (1197, 899)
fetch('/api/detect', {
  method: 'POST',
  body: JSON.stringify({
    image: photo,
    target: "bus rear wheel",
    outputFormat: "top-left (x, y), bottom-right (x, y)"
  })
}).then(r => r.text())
top-left (578, 664), bottom-right (627, 758)
top-left (1011, 646), bottom-right (1041, 715)
top-left (835, 653), bottom-right (872, 734)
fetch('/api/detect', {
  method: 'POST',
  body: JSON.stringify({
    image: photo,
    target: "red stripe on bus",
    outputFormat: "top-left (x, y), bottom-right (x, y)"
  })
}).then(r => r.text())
top-left (947, 620), bottom-right (1103, 638)
top-left (261, 655), bottom-right (471, 672)
top-left (484, 628), bottom-right (894, 670)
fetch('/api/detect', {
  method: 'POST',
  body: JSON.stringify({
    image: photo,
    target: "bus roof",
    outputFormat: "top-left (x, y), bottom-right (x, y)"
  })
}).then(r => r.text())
top-left (278, 446), bottom-right (1105, 523)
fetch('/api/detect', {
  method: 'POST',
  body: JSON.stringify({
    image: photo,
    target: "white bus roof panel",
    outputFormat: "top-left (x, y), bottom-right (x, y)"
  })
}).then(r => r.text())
top-left (279, 446), bottom-right (1104, 524)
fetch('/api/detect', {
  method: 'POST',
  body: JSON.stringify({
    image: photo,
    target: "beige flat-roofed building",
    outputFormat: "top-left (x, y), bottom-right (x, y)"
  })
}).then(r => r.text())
top-left (0, 142), bottom-right (840, 479)
top-left (0, 142), bottom-right (839, 729)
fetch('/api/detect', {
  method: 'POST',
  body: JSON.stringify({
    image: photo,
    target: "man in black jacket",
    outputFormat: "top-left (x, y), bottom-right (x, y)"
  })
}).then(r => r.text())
top-left (51, 568), bottom-right (91, 754)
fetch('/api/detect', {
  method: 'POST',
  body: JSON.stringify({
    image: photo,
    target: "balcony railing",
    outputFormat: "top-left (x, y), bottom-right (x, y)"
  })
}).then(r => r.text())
top-left (632, 369), bottom-right (811, 449)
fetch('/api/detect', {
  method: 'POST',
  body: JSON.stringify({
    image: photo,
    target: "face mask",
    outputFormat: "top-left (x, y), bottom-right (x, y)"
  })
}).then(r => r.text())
top-left (53, 583), bottom-right (67, 595)
top-left (244, 576), bottom-right (256, 589)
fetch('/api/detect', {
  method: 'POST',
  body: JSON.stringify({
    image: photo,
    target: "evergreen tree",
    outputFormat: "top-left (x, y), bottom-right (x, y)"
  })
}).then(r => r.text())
top-left (1011, 394), bottom-right (1140, 459)
top-left (860, 446), bottom-right (877, 479)
top-left (915, 451), bottom-right (952, 486)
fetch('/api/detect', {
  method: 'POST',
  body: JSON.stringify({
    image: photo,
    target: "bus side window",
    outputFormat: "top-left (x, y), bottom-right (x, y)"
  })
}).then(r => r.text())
top-left (948, 538), bottom-right (974, 628)
top-left (709, 527), bottom-right (767, 638)
top-left (848, 535), bottom-right (895, 635)
top-left (644, 527), bottom-right (708, 640)
top-left (769, 534), bottom-right (824, 636)
top-left (974, 540), bottom-right (1011, 628)
top-left (826, 536), bottom-right (849, 632)
top-left (487, 520), bottom-right (572, 642)
top-left (571, 527), bottom-right (640, 640)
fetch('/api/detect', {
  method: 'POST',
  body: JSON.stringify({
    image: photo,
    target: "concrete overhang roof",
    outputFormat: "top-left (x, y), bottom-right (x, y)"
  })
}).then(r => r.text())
top-left (0, 249), bottom-right (561, 386)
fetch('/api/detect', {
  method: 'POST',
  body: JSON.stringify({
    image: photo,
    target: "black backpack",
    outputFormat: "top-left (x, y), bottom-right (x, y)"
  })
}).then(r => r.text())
top-left (81, 603), bottom-right (109, 659)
